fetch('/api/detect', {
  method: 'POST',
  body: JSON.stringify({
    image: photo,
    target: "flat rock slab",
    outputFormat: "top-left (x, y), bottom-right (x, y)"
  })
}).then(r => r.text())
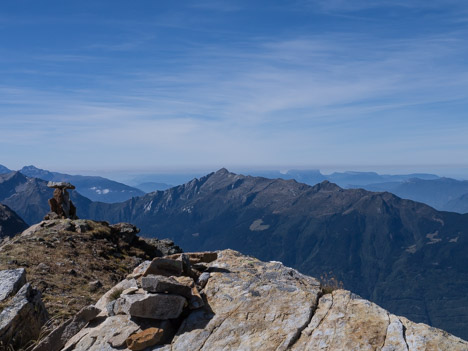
top-left (114, 293), bottom-right (186, 320)
top-left (167, 252), bottom-right (218, 264)
top-left (0, 268), bottom-right (26, 302)
top-left (47, 181), bottom-right (75, 189)
top-left (143, 258), bottom-right (183, 277)
top-left (141, 275), bottom-right (192, 297)
top-left (0, 283), bottom-right (48, 350)
top-left (172, 250), bottom-right (322, 351)
top-left (290, 290), bottom-right (468, 351)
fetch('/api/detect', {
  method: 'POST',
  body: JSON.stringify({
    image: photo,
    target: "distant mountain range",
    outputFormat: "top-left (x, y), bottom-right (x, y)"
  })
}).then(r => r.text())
top-left (0, 171), bottom-right (93, 225)
top-left (0, 165), bottom-right (144, 203)
top-left (248, 169), bottom-right (440, 187)
top-left (0, 167), bottom-right (468, 338)
top-left (18, 165), bottom-right (145, 203)
top-left (3, 164), bottom-right (468, 213)
top-left (78, 168), bottom-right (468, 339)
top-left (134, 181), bottom-right (173, 193)
top-left (359, 177), bottom-right (468, 212)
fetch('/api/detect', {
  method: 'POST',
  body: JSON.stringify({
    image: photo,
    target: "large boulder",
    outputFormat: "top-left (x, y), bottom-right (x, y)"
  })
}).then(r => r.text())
top-left (0, 282), bottom-right (48, 349)
top-left (113, 293), bottom-right (186, 319)
top-left (31, 305), bottom-right (100, 351)
top-left (0, 268), bottom-right (26, 301)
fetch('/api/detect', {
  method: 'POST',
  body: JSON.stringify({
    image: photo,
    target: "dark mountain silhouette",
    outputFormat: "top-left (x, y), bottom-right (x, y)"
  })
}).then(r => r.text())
top-left (19, 165), bottom-right (144, 203)
top-left (0, 203), bottom-right (28, 238)
top-left (1, 169), bottom-right (467, 338)
top-left (80, 169), bottom-right (468, 339)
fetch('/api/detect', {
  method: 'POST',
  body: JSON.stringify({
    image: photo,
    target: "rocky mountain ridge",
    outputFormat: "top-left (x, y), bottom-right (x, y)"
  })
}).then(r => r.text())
top-left (2, 169), bottom-right (468, 339)
top-left (80, 169), bottom-right (468, 340)
top-left (0, 171), bottom-right (92, 225)
top-left (0, 219), bottom-right (181, 336)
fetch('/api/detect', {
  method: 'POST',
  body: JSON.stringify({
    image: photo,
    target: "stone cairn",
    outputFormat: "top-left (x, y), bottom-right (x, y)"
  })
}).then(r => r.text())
top-left (44, 182), bottom-right (78, 220)
top-left (31, 251), bottom-right (217, 351)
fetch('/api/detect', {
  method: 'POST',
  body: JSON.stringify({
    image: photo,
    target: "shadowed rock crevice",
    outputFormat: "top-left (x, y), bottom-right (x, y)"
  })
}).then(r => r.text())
top-left (283, 294), bottom-right (321, 350)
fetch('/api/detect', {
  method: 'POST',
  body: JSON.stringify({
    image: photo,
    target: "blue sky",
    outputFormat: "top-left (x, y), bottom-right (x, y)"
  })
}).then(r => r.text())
top-left (1, 0), bottom-right (468, 174)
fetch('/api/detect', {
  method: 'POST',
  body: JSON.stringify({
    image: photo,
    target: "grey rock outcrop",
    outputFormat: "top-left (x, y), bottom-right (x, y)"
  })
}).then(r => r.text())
top-left (59, 249), bottom-right (468, 351)
top-left (0, 268), bottom-right (26, 302)
top-left (31, 305), bottom-right (100, 351)
top-left (0, 282), bottom-right (48, 350)
top-left (113, 293), bottom-right (186, 319)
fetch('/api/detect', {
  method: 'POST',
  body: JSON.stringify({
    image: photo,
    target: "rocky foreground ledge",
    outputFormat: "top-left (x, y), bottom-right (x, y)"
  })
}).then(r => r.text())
top-left (27, 249), bottom-right (468, 351)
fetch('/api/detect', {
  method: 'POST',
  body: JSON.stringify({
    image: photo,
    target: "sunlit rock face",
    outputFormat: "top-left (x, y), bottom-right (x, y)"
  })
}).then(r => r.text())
top-left (62, 250), bottom-right (468, 351)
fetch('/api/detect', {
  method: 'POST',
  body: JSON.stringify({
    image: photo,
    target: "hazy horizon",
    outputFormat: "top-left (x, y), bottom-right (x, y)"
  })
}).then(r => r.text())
top-left (3, 162), bottom-right (468, 182)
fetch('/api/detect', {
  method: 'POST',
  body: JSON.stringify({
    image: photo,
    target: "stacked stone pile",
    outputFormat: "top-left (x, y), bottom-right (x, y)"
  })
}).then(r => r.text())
top-left (33, 251), bottom-right (217, 351)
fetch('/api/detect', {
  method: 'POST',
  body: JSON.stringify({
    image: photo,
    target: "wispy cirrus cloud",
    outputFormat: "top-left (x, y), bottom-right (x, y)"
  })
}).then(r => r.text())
top-left (1, 1), bottom-right (468, 172)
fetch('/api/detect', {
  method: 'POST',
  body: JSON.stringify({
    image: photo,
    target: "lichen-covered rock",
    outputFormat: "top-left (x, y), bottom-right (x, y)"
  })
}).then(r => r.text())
top-left (143, 257), bottom-right (183, 277)
top-left (126, 327), bottom-right (165, 350)
top-left (61, 250), bottom-right (468, 351)
top-left (171, 250), bottom-right (321, 351)
top-left (290, 290), bottom-right (468, 351)
top-left (141, 275), bottom-right (192, 296)
top-left (0, 268), bottom-right (26, 301)
top-left (113, 293), bottom-right (186, 319)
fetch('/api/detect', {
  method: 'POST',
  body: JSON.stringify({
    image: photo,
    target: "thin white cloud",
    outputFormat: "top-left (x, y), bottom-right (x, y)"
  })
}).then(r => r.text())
top-left (1, 19), bottom-right (468, 170)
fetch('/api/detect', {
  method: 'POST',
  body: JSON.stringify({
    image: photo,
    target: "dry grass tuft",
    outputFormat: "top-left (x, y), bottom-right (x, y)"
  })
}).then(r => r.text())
top-left (320, 271), bottom-right (344, 294)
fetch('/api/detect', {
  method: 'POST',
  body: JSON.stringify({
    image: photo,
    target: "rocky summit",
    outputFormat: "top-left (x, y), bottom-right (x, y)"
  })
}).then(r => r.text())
top-left (0, 218), bottom-right (466, 350)
top-left (37, 250), bottom-right (468, 350)
top-left (0, 219), bottom-right (181, 344)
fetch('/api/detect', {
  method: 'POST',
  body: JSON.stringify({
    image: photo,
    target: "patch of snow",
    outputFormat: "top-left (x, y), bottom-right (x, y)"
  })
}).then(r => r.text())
top-left (144, 200), bottom-right (153, 213)
top-left (249, 219), bottom-right (270, 231)
top-left (182, 206), bottom-right (193, 214)
top-left (426, 231), bottom-right (442, 244)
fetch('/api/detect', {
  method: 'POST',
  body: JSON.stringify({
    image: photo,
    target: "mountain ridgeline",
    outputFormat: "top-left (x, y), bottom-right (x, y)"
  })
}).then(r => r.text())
top-left (19, 165), bottom-right (145, 203)
top-left (1, 168), bottom-right (468, 339)
top-left (0, 171), bottom-right (92, 225)
top-left (79, 169), bottom-right (468, 340)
